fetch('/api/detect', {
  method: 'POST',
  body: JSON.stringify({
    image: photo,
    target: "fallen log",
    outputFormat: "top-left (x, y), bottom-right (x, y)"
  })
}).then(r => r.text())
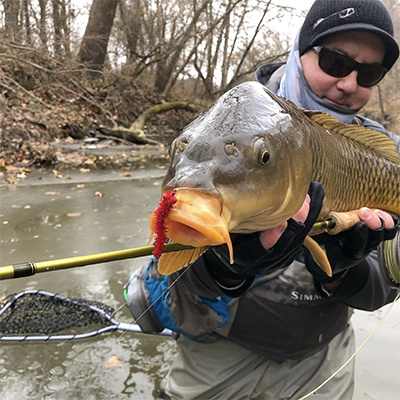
top-left (98, 100), bottom-right (196, 145)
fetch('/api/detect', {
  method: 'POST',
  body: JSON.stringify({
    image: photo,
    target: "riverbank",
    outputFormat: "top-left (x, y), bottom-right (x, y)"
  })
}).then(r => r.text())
top-left (1, 138), bottom-right (171, 185)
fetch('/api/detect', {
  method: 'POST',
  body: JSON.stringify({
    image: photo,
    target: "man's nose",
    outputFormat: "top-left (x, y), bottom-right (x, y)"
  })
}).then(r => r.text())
top-left (336, 70), bottom-right (359, 93)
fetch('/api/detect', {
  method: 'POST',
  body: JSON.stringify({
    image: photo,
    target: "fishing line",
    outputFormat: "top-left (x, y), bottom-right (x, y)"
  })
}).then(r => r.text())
top-left (110, 302), bottom-right (127, 320)
top-left (298, 291), bottom-right (400, 400)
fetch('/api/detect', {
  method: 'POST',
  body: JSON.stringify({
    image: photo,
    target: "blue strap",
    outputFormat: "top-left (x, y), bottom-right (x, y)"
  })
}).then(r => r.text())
top-left (144, 259), bottom-right (231, 339)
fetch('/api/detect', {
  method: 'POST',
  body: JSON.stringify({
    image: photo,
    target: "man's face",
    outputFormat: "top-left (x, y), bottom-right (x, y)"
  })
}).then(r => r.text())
top-left (301, 31), bottom-right (386, 111)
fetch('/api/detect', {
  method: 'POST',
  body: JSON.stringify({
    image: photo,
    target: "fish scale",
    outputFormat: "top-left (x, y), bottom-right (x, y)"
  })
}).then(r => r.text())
top-left (299, 113), bottom-right (400, 218)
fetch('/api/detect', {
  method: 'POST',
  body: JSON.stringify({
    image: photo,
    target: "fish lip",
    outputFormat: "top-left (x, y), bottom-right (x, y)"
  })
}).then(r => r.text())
top-left (151, 188), bottom-right (234, 261)
top-left (166, 188), bottom-right (228, 246)
top-left (165, 217), bottom-right (227, 246)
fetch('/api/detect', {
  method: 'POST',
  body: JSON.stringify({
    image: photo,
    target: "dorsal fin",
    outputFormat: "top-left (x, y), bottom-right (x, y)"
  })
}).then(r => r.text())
top-left (305, 111), bottom-right (400, 164)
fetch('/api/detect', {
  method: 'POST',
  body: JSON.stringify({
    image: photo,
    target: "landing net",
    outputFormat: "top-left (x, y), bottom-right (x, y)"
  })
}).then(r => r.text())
top-left (0, 290), bottom-right (171, 341)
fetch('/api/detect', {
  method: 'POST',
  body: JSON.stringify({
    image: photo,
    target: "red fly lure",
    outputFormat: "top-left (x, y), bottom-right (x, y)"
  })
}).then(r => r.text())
top-left (152, 190), bottom-right (177, 258)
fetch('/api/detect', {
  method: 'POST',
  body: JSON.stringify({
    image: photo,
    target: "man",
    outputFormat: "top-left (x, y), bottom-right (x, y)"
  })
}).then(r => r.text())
top-left (128, 0), bottom-right (400, 398)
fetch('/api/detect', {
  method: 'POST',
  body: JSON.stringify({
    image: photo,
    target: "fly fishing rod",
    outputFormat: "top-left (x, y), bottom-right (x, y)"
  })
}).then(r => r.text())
top-left (0, 220), bottom-right (336, 281)
top-left (0, 242), bottom-right (194, 281)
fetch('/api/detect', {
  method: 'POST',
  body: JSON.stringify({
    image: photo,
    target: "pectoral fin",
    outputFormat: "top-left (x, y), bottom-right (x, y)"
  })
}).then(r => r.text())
top-left (158, 246), bottom-right (209, 275)
top-left (303, 235), bottom-right (332, 277)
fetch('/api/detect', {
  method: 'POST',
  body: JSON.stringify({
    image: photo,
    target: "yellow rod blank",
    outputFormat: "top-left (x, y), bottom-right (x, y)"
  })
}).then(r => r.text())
top-left (0, 220), bottom-right (337, 281)
top-left (0, 242), bottom-right (192, 281)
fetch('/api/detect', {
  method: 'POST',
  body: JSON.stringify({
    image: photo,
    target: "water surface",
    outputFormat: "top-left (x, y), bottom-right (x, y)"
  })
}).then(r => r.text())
top-left (0, 169), bottom-right (399, 399)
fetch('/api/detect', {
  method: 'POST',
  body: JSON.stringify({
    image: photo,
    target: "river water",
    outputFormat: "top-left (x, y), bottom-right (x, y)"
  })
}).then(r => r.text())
top-left (0, 167), bottom-right (399, 399)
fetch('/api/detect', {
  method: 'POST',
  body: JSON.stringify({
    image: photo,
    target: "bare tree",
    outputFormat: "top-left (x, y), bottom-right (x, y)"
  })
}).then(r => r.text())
top-left (52, 0), bottom-right (64, 57)
top-left (162, 0), bottom-right (244, 96)
top-left (154, 0), bottom-right (214, 94)
top-left (224, 1), bottom-right (272, 91)
top-left (219, 5), bottom-right (232, 89)
top-left (6, 0), bottom-right (396, 121)
top-left (1, 0), bottom-right (75, 57)
top-left (115, 0), bottom-right (243, 94)
top-left (119, 0), bottom-right (142, 63)
top-left (23, 0), bottom-right (32, 44)
top-left (37, 0), bottom-right (49, 49)
top-left (3, 0), bottom-right (22, 41)
top-left (77, 0), bottom-right (119, 71)
top-left (193, 1), bottom-right (229, 98)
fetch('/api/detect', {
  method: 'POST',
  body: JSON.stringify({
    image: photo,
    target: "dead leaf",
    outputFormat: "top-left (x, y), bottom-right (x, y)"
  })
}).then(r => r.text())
top-left (79, 168), bottom-right (90, 173)
top-left (6, 165), bottom-right (19, 172)
top-left (52, 170), bottom-right (63, 179)
top-left (67, 212), bottom-right (81, 217)
top-left (84, 155), bottom-right (97, 165)
top-left (0, 295), bottom-right (7, 307)
top-left (5, 175), bottom-right (19, 184)
top-left (95, 191), bottom-right (103, 198)
top-left (120, 172), bottom-right (132, 177)
top-left (106, 355), bottom-right (123, 368)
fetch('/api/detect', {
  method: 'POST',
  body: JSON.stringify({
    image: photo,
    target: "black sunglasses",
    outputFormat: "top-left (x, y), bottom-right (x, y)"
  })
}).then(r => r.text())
top-left (312, 46), bottom-right (388, 87)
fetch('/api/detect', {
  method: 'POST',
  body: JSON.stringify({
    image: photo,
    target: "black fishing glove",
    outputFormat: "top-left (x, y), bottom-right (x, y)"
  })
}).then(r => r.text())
top-left (208, 181), bottom-right (325, 278)
top-left (305, 216), bottom-right (399, 285)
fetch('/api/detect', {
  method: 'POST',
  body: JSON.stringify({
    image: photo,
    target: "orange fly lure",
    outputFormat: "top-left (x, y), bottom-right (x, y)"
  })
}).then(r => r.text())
top-left (152, 191), bottom-right (177, 258)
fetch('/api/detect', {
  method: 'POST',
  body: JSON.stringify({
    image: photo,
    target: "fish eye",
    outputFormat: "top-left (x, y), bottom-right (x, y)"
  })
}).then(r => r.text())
top-left (253, 137), bottom-right (270, 165)
top-left (260, 149), bottom-right (270, 165)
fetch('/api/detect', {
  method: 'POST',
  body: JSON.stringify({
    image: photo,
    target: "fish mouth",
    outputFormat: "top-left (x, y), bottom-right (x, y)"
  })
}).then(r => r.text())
top-left (150, 189), bottom-right (233, 261)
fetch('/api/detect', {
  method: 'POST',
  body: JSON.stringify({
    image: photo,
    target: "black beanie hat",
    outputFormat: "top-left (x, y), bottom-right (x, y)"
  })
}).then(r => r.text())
top-left (299, 0), bottom-right (399, 70)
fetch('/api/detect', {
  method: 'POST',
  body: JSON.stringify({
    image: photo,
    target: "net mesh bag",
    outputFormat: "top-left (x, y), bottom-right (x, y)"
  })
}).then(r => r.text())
top-left (0, 292), bottom-right (115, 336)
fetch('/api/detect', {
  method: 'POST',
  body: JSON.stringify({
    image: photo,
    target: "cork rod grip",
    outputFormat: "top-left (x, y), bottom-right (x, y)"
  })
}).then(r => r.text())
top-left (326, 210), bottom-right (361, 234)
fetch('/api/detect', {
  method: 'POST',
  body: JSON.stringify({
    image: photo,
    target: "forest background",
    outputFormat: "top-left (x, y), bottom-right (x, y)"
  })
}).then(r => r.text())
top-left (0, 0), bottom-right (399, 177)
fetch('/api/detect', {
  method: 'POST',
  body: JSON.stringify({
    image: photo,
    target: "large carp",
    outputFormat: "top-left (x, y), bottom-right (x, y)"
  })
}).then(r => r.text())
top-left (150, 81), bottom-right (400, 275)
